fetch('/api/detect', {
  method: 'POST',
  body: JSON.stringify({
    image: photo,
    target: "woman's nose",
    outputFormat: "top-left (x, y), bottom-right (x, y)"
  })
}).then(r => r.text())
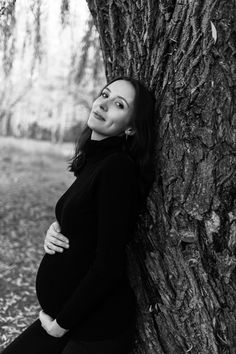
top-left (99, 101), bottom-right (108, 111)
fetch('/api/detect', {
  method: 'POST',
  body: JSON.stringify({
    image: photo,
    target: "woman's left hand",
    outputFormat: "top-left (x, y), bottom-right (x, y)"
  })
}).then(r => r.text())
top-left (39, 310), bottom-right (69, 338)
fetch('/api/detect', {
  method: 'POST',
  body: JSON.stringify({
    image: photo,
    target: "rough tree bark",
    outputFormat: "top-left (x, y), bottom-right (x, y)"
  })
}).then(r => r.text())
top-left (86, 1), bottom-right (236, 353)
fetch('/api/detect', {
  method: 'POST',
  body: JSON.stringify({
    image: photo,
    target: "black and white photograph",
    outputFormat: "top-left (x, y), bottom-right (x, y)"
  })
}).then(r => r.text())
top-left (0, 0), bottom-right (235, 353)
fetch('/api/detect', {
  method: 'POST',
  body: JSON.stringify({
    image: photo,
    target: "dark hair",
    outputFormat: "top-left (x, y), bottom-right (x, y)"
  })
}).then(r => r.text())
top-left (69, 76), bottom-right (156, 207)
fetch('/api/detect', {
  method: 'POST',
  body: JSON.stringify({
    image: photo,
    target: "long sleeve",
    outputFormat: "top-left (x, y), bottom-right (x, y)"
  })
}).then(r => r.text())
top-left (55, 155), bottom-right (139, 330)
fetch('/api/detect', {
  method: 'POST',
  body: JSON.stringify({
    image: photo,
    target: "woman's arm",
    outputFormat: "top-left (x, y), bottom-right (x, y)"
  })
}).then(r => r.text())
top-left (55, 155), bottom-right (139, 330)
top-left (44, 221), bottom-right (69, 254)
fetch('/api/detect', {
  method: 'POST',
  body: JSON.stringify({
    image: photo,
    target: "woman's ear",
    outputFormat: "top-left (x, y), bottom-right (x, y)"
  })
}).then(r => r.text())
top-left (125, 127), bottom-right (135, 136)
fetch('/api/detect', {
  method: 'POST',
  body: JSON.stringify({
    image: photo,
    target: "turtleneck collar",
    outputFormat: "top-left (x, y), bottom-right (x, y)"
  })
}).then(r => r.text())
top-left (83, 135), bottom-right (127, 160)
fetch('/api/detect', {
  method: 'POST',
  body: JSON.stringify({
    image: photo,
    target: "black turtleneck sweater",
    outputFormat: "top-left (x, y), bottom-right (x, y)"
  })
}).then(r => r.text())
top-left (35, 136), bottom-right (139, 341)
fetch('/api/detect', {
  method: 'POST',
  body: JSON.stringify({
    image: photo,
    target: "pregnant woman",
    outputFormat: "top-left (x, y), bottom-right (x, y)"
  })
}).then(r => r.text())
top-left (2, 76), bottom-right (155, 354)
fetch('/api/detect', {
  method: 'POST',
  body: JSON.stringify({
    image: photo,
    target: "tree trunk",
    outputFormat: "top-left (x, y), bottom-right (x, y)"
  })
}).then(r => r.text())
top-left (86, 1), bottom-right (236, 353)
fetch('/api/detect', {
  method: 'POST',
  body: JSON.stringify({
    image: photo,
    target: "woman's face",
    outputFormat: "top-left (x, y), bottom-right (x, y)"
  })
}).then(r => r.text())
top-left (87, 79), bottom-right (136, 140)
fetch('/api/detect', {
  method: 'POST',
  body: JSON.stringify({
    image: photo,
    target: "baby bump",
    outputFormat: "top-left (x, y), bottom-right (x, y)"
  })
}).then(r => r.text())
top-left (35, 248), bottom-right (95, 317)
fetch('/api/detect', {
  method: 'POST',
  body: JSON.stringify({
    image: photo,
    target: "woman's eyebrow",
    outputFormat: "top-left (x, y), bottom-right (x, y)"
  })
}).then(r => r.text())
top-left (104, 87), bottom-right (130, 107)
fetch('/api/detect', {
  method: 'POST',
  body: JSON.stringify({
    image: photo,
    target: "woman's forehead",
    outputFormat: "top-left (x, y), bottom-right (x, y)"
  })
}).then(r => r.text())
top-left (106, 80), bottom-right (136, 103)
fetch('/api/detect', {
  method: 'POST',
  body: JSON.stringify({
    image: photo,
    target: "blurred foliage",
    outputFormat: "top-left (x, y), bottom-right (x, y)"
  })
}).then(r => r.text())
top-left (0, 137), bottom-right (74, 349)
top-left (0, 0), bottom-right (16, 77)
top-left (0, 0), bottom-right (105, 142)
top-left (75, 15), bottom-right (104, 88)
top-left (60, 0), bottom-right (70, 27)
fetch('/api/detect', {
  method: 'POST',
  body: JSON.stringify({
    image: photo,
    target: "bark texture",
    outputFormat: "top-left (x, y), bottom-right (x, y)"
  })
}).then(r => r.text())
top-left (86, 1), bottom-right (236, 353)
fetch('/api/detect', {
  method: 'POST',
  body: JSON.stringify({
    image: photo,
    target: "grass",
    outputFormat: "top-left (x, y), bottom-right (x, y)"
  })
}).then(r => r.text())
top-left (0, 137), bottom-right (75, 350)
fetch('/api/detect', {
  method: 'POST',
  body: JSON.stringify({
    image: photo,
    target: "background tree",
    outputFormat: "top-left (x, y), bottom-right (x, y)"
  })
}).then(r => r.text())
top-left (86, 1), bottom-right (236, 353)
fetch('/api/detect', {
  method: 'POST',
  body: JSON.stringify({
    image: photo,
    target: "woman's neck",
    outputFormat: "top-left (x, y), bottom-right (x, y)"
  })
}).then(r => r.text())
top-left (90, 130), bottom-right (109, 141)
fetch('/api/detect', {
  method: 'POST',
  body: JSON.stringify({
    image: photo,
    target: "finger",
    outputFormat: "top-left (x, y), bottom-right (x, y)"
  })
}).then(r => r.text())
top-left (57, 234), bottom-right (69, 244)
top-left (44, 246), bottom-right (55, 255)
top-left (44, 244), bottom-right (56, 254)
top-left (50, 232), bottom-right (69, 244)
top-left (45, 226), bottom-right (69, 242)
top-left (44, 234), bottom-right (69, 248)
top-left (48, 235), bottom-right (69, 248)
top-left (45, 242), bottom-right (64, 253)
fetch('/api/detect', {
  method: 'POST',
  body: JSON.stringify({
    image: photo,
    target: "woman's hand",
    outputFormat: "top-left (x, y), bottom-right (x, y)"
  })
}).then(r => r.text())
top-left (39, 310), bottom-right (69, 338)
top-left (44, 221), bottom-right (69, 255)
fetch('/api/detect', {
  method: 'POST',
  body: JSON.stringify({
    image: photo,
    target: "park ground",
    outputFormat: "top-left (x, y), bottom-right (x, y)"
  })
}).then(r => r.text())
top-left (0, 137), bottom-right (74, 350)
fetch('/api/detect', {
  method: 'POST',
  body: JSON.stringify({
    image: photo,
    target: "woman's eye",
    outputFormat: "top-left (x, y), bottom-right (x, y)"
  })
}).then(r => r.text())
top-left (101, 91), bottom-right (108, 98)
top-left (115, 102), bottom-right (124, 109)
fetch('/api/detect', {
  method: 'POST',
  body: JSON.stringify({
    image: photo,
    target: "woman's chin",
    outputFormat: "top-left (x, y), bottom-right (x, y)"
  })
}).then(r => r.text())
top-left (87, 118), bottom-right (101, 131)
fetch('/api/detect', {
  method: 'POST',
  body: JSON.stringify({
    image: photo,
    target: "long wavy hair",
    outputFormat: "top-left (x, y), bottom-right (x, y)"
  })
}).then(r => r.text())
top-left (69, 76), bottom-right (156, 207)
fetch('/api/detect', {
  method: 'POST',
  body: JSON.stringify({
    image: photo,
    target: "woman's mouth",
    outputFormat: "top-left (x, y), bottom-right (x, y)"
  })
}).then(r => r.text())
top-left (93, 112), bottom-right (105, 121)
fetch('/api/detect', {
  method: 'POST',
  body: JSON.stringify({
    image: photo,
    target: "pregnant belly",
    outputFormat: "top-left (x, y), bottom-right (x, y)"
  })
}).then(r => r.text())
top-left (36, 250), bottom-right (94, 318)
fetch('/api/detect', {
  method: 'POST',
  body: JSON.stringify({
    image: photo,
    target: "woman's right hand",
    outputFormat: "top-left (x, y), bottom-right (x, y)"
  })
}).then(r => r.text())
top-left (44, 221), bottom-right (69, 255)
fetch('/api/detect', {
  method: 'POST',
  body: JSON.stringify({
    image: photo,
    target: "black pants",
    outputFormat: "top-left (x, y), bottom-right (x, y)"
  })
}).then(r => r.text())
top-left (1, 319), bottom-right (135, 354)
